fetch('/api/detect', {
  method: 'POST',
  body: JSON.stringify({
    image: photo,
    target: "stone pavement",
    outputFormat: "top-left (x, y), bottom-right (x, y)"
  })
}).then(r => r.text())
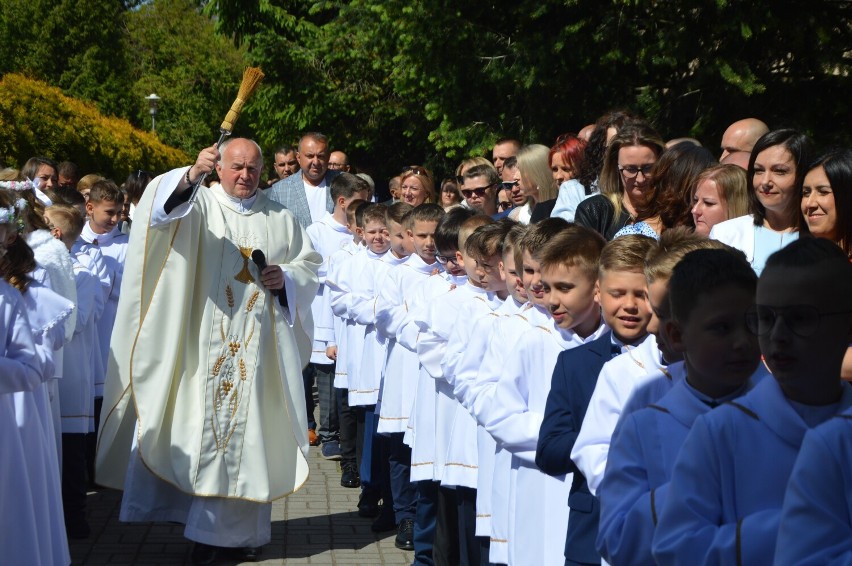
top-left (69, 445), bottom-right (412, 565)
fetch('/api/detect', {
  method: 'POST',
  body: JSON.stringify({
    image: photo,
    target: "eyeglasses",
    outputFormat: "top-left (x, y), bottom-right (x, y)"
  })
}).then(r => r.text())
top-left (435, 253), bottom-right (459, 265)
top-left (745, 305), bottom-right (852, 337)
top-left (500, 181), bottom-right (519, 190)
top-left (497, 201), bottom-right (512, 211)
top-left (461, 184), bottom-right (494, 199)
top-left (619, 165), bottom-right (654, 179)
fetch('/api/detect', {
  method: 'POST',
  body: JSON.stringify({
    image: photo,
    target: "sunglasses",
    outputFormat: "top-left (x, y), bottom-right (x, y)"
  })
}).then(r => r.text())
top-left (461, 184), bottom-right (494, 199)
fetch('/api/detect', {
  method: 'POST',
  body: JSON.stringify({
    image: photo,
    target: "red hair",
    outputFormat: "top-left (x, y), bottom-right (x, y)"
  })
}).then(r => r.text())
top-left (548, 134), bottom-right (587, 175)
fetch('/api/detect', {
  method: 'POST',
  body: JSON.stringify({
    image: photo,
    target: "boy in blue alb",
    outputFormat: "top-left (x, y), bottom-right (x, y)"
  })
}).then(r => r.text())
top-left (652, 238), bottom-right (852, 565)
top-left (597, 247), bottom-right (762, 565)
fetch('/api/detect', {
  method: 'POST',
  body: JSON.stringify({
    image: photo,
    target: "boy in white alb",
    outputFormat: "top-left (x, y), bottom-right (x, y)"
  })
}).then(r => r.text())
top-left (46, 204), bottom-right (105, 539)
top-left (345, 203), bottom-right (414, 519)
top-left (327, 204), bottom-right (390, 488)
top-left (467, 219), bottom-right (567, 565)
top-left (451, 223), bottom-right (527, 556)
top-left (396, 207), bottom-right (474, 564)
top-left (374, 203), bottom-right (445, 549)
top-left (480, 224), bottom-right (610, 566)
top-left (306, 173), bottom-right (370, 461)
top-left (440, 219), bottom-right (513, 565)
top-left (75, 180), bottom-right (128, 445)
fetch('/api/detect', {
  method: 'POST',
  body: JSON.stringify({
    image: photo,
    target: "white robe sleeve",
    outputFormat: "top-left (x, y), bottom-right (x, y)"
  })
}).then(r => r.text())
top-left (374, 269), bottom-right (406, 339)
top-left (150, 167), bottom-right (193, 227)
top-left (775, 422), bottom-right (852, 565)
top-left (451, 313), bottom-right (497, 410)
top-left (469, 317), bottom-right (511, 422)
top-left (0, 287), bottom-right (45, 393)
top-left (572, 359), bottom-right (626, 496)
top-left (481, 331), bottom-right (541, 464)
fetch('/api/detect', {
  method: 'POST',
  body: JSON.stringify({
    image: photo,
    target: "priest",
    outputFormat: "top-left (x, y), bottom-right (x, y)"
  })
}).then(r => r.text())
top-left (96, 139), bottom-right (321, 564)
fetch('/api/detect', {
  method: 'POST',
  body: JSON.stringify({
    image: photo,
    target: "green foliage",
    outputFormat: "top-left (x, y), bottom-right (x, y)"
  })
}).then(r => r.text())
top-left (125, 0), bottom-right (250, 154)
top-left (0, 0), bottom-right (132, 118)
top-left (209, 0), bottom-right (852, 183)
top-left (0, 74), bottom-right (189, 179)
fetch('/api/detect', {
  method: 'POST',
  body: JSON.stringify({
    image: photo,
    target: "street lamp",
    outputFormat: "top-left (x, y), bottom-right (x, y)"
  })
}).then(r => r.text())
top-left (145, 93), bottom-right (161, 131)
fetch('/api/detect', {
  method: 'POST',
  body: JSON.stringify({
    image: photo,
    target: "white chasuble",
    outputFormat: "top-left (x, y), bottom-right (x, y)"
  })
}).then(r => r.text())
top-left (96, 168), bottom-right (321, 503)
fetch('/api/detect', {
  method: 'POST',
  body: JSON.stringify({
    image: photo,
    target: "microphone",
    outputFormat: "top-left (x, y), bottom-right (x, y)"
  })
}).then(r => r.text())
top-left (251, 250), bottom-right (288, 308)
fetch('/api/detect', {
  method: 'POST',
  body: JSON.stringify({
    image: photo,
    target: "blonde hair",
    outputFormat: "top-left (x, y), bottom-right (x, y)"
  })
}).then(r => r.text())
top-left (400, 170), bottom-right (436, 204)
top-left (694, 164), bottom-right (750, 221)
top-left (46, 204), bottom-right (85, 244)
top-left (538, 224), bottom-right (607, 282)
top-left (599, 234), bottom-right (656, 277)
top-left (455, 157), bottom-right (493, 177)
top-left (77, 174), bottom-right (104, 195)
top-left (643, 227), bottom-right (727, 283)
top-left (517, 144), bottom-right (556, 202)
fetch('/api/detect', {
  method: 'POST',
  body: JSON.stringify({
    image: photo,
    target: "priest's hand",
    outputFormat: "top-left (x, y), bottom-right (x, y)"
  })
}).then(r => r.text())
top-left (259, 265), bottom-right (284, 291)
top-left (185, 145), bottom-right (219, 186)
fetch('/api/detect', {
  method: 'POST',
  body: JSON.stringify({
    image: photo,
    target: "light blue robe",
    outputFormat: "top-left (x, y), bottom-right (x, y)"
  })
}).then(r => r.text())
top-left (652, 377), bottom-right (852, 565)
top-left (775, 407), bottom-right (852, 565)
top-left (597, 377), bottom-right (754, 565)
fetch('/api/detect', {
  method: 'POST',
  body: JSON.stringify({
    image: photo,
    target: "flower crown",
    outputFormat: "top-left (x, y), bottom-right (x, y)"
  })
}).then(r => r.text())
top-left (0, 180), bottom-right (34, 192)
top-left (0, 198), bottom-right (27, 231)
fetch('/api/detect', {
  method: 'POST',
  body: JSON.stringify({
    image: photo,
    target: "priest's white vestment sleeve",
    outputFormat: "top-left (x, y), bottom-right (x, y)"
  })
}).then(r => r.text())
top-left (96, 167), bottom-right (321, 503)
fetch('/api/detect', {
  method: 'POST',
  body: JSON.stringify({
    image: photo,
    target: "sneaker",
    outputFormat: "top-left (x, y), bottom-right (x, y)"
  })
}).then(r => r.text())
top-left (308, 428), bottom-right (319, 446)
top-left (394, 518), bottom-right (415, 550)
top-left (320, 440), bottom-right (342, 460)
top-left (340, 462), bottom-right (360, 488)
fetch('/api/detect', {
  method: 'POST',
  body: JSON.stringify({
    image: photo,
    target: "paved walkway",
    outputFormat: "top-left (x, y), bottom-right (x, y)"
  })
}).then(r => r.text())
top-left (70, 445), bottom-right (412, 565)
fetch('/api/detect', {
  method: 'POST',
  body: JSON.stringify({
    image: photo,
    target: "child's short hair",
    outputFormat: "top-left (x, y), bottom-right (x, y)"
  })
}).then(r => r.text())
top-left (503, 223), bottom-right (528, 274)
top-left (669, 248), bottom-right (757, 324)
top-left (330, 172), bottom-right (370, 202)
top-left (50, 187), bottom-right (86, 207)
top-left (405, 203), bottom-right (444, 230)
top-left (435, 207), bottom-right (477, 252)
top-left (537, 224), bottom-right (607, 281)
top-left (77, 174), bottom-right (103, 195)
top-left (354, 200), bottom-right (371, 228)
top-left (465, 219), bottom-right (514, 259)
top-left (46, 204), bottom-right (85, 242)
top-left (88, 179), bottom-right (124, 204)
top-left (599, 234), bottom-right (656, 277)
top-left (344, 198), bottom-right (366, 226)
top-left (458, 215), bottom-right (493, 252)
top-left (386, 202), bottom-right (413, 226)
top-left (763, 238), bottom-right (852, 307)
top-left (643, 227), bottom-right (728, 284)
top-left (361, 203), bottom-right (387, 227)
top-left (519, 217), bottom-right (570, 259)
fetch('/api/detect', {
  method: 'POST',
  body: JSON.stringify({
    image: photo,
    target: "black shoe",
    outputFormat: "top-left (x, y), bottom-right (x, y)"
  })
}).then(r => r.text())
top-left (190, 542), bottom-right (218, 566)
top-left (371, 508), bottom-right (397, 532)
top-left (340, 462), bottom-right (360, 488)
top-left (358, 500), bottom-right (381, 518)
top-left (225, 546), bottom-right (262, 562)
top-left (66, 517), bottom-right (91, 540)
top-left (394, 518), bottom-right (415, 550)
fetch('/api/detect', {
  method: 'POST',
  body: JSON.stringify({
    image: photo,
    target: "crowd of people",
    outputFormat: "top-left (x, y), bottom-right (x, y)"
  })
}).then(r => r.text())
top-left (0, 111), bottom-right (851, 566)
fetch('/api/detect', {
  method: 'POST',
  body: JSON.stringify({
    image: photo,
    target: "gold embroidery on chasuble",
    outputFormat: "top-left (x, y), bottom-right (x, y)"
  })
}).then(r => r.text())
top-left (208, 230), bottom-right (267, 453)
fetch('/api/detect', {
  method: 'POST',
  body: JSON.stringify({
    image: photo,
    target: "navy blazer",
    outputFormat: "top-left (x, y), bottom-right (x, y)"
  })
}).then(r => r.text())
top-left (536, 331), bottom-right (615, 565)
top-left (267, 169), bottom-right (339, 229)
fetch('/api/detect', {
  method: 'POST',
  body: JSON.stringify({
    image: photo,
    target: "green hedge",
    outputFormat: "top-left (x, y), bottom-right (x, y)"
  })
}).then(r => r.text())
top-left (0, 73), bottom-right (189, 180)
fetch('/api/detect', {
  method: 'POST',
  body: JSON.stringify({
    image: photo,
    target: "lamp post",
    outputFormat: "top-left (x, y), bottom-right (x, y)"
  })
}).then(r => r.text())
top-left (145, 93), bottom-right (161, 131)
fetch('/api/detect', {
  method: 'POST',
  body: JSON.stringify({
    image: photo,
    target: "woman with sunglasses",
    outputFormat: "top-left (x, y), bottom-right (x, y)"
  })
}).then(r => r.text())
top-left (710, 129), bottom-right (813, 274)
top-left (574, 122), bottom-right (665, 240)
top-left (399, 166), bottom-right (436, 207)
